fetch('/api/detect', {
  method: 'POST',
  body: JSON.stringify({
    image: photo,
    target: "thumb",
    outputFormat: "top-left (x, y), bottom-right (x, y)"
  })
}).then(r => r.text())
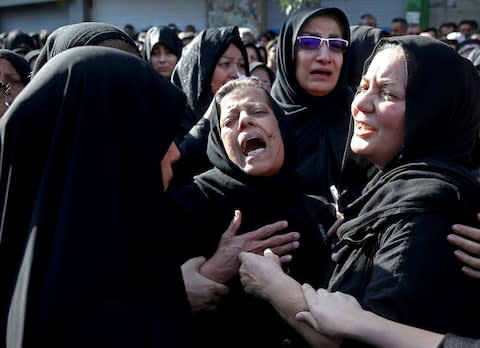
top-left (184, 256), bottom-right (206, 270)
top-left (295, 311), bottom-right (319, 331)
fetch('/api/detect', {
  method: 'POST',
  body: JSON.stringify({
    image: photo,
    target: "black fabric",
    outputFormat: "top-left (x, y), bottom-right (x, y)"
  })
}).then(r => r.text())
top-left (171, 25), bottom-right (249, 121)
top-left (467, 46), bottom-right (480, 69)
top-left (171, 26), bottom-right (250, 187)
top-left (347, 25), bottom-right (390, 89)
top-left (5, 30), bottom-right (35, 51)
top-left (169, 87), bottom-right (335, 348)
top-left (32, 22), bottom-right (139, 76)
top-left (23, 49), bottom-right (41, 66)
top-left (271, 7), bottom-right (354, 200)
top-left (328, 36), bottom-right (480, 344)
top-left (0, 49), bottom-right (31, 86)
top-left (0, 46), bottom-right (191, 348)
top-left (438, 334), bottom-right (480, 348)
top-left (141, 25), bottom-right (183, 62)
top-left (249, 60), bottom-right (276, 85)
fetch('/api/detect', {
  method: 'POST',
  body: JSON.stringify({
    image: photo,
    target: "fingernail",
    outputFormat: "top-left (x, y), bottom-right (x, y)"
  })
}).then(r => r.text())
top-left (447, 234), bottom-right (456, 241)
top-left (293, 241), bottom-right (300, 249)
top-left (452, 224), bottom-right (459, 231)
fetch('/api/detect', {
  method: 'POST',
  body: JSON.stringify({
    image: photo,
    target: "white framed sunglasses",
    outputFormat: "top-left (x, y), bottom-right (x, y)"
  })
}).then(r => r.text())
top-left (297, 36), bottom-right (349, 53)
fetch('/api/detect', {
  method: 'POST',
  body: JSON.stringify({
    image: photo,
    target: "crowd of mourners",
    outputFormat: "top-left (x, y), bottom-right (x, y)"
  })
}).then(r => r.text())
top-left (0, 8), bottom-right (479, 348)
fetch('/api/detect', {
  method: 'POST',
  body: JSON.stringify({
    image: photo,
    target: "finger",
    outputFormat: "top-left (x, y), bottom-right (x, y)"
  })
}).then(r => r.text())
top-left (269, 240), bottom-right (300, 256)
top-left (453, 249), bottom-right (480, 270)
top-left (451, 223), bottom-right (480, 242)
top-left (448, 234), bottom-right (480, 256)
top-left (224, 210), bottom-right (242, 238)
top-left (238, 251), bottom-right (252, 263)
top-left (327, 217), bottom-right (345, 238)
top-left (279, 254), bottom-right (292, 264)
top-left (251, 220), bottom-right (288, 239)
top-left (213, 284), bottom-right (230, 297)
top-left (184, 256), bottom-right (206, 269)
top-left (301, 283), bottom-right (318, 301)
top-left (295, 311), bottom-right (319, 330)
top-left (261, 232), bottom-right (300, 250)
top-left (461, 265), bottom-right (480, 279)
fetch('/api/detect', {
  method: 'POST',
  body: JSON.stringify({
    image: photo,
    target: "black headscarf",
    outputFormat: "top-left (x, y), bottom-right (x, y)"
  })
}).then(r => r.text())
top-left (0, 49), bottom-right (31, 86)
top-left (32, 22), bottom-right (139, 76)
top-left (191, 81), bottom-right (333, 347)
top-left (371, 35), bottom-right (480, 168)
top-left (347, 25), bottom-right (390, 89)
top-left (331, 36), bottom-right (480, 336)
top-left (467, 45), bottom-right (480, 70)
top-left (271, 7), bottom-right (354, 199)
top-left (0, 46), bottom-right (190, 347)
top-left (5, 30), bottom-right (35, 51)
top-left (141, 25), bottom-right (183, 62)
top-left (171, 25), bottom-right (250, 122)
top-left (195, 82), bottom-right (298, 198)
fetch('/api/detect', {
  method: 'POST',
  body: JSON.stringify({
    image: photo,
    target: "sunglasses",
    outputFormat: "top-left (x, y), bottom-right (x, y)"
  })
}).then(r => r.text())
top-left (297, 36), bottom-right (349, 53)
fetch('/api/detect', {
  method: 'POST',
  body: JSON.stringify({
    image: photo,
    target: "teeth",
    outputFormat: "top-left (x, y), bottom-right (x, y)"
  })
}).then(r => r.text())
top-left (247, 148), bottom-right (265, 156)
top-left (356, 122), bottom-right (373, 131)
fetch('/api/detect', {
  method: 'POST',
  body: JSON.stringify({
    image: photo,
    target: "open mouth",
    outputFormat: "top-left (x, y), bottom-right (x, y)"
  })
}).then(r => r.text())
top-left (241, 137), bottom-right (266, 156)
top-left (311, 69), bottom-right (331, 76)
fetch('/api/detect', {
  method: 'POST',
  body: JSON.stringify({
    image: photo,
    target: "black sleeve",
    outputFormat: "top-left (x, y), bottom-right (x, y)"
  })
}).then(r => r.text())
top-left (438, 334), bottom-right (480, 348)
top-left (361, 214), bottom-right (480, 336)
top-left (171, 117), bottom-right (212, 188)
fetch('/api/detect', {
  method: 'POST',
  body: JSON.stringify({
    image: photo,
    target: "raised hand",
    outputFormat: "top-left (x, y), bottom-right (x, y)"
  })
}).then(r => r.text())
top-left (200, 210), bottom-right (299, 283)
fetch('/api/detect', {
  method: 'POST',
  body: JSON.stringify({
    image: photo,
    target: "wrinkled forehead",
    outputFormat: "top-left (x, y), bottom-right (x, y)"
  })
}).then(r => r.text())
top-left (220, 87), bottom-right (270, 112)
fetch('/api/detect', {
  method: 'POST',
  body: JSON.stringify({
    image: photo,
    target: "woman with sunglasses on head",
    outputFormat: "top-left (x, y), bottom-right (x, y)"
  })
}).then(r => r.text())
top-left (272, 7), bottom-right (355, 202)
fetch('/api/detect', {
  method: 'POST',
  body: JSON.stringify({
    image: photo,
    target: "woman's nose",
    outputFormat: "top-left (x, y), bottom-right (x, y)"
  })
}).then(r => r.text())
top-left (237, 111), bottom-right (253, 131)
top-left (314, 44), bottom-right (332, 62)
top-left (352, 90), bottom-right (374, 115)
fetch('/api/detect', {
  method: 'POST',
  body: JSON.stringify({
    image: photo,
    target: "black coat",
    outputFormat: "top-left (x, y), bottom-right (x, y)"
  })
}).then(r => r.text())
top-left (271, 7), bottom-right (354, 200)
top-left (331, 35), bottom-right (480, 344)
top-left (171, 26), bottom-right (250, 186)
top-left (169, 89), bottom-right (335, 348)
top-left (0, 47), bottom-right (191, 348)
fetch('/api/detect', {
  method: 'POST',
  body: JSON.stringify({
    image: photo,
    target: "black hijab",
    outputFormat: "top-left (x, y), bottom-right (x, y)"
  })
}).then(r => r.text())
top-left (347, 25), bottom-right (390, 89)
top-left (0, 49), bottom-right (31, 86)
top-left (141, 25), bottom-right (183, 62)
top-left (373, 35), bottom-right (480, 168)
top-left (195, 83), bottom-right (298, 202)
top-left (0, 46), bottom-right (190, 347)
top-left (195, 80), bottom-right (333, 269)
top-left (171, 25), bottom-right (250, 122)
top-left (191, 81), bottom-right (332, 347)
top-left (331, 37), bottom-right (480, 335)
top-left (5, 30), bottom-right (35, 51)
top-left (271, 7), bottom-right (354, 199)
top-left (32, 22), bottom-right (139, 76)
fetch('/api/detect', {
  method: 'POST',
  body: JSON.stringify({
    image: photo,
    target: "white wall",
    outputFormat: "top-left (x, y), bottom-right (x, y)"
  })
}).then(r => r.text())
top-left (320, 0), bottom-right (406, 31)
top-left (0, 2), bottom-right (68, 32)
top-left (90, 0), bottom-right (207, 33)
